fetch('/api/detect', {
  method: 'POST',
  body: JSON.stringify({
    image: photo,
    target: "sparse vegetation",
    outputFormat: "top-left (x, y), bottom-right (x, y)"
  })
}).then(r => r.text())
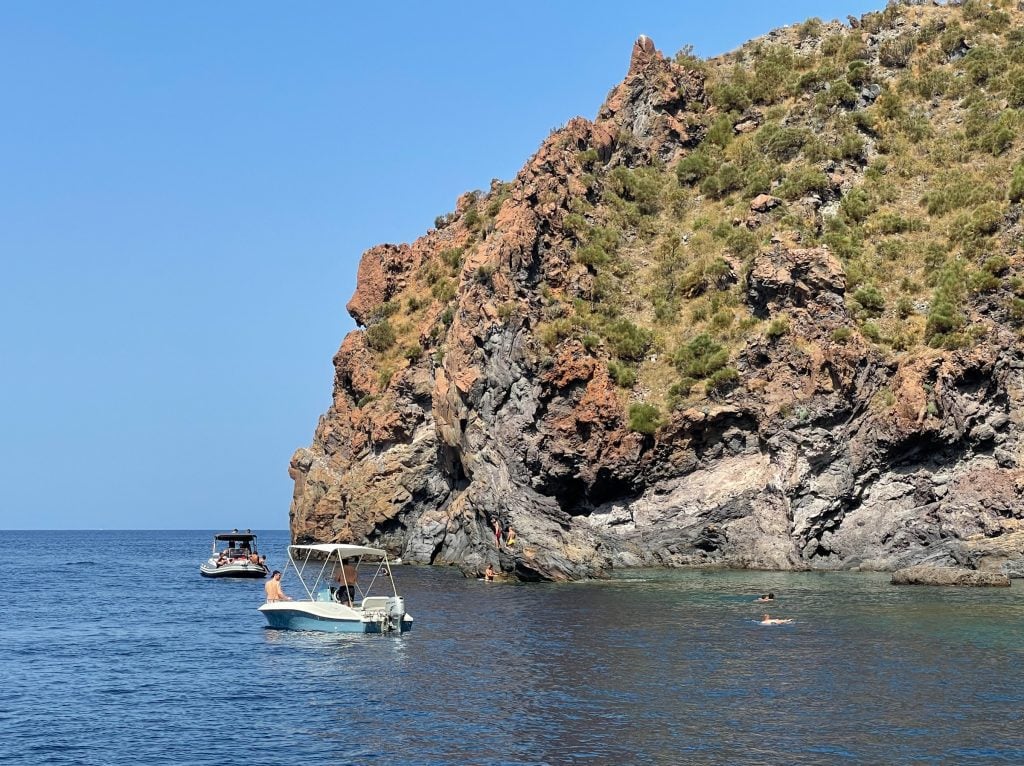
top-left (765, 316), bottom-right (790, 340)
top-left (348, 2), bottom-right (1024, 421)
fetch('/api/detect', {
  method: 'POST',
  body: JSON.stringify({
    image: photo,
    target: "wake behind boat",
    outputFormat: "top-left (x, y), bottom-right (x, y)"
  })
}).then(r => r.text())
top-left (199, 530), bottom-right (269, 579)
top-left (259, 544), bottom-right (412, 634)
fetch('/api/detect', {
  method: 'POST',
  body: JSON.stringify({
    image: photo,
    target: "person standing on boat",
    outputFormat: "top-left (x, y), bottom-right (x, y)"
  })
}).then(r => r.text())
top-left (265, 571), bottom-right (291, 602)
top-left (334, 559), bottom-right (358, 605)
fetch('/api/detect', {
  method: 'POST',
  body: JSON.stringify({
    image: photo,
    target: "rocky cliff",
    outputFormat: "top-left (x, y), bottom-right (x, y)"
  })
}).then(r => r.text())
top-left (290, 1), bottom-right (1024, 580)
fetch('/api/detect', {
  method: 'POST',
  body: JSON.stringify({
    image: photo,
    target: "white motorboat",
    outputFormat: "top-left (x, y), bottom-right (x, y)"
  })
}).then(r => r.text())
top-left (199, 530), bottom-right (269, 579)
top-left (258, 543), bottom-right (412, 634)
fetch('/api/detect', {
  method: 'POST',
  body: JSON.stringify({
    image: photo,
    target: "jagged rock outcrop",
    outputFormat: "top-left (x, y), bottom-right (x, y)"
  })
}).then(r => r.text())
top-left (290, 6), bottom-right (1024, 581)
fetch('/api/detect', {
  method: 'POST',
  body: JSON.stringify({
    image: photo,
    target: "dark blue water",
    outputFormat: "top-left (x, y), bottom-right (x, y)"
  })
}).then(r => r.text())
top-left (2, 530), bottom-right (1024, 765)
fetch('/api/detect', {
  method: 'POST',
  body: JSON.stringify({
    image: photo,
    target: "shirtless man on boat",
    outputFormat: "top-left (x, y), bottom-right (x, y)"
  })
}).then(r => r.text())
top-left (333, 559), bottom-right (358, 605)
top-left (265, 571), bottom-right (291, 602)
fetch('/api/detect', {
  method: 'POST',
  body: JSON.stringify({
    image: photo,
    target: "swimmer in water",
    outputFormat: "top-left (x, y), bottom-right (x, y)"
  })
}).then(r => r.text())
top-left (759, 613), bottom-right (793, 625)
top-left (755, 592), bottom-right (775, 602)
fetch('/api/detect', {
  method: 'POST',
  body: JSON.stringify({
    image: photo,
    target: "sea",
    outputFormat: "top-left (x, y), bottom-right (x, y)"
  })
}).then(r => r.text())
top-left (2, 530), bottom-right (1023, 765)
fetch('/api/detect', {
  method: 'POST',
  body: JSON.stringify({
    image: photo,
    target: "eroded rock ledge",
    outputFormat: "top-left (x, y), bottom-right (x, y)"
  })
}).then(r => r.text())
top-left (891, 565), bottom-right (1010, 587)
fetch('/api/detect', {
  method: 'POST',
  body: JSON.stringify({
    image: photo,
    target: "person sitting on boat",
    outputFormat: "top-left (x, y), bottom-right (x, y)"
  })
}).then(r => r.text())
top-left (484, 564), bottom-right (496, 581)
top-left (505, 527), bottom-right (517, 547)
top-left (216, 552), bottom-right (229, 567)
top-left (759, 614), bottom-right (792, 625)
top-left (265, 571), bottom-right (292, 602)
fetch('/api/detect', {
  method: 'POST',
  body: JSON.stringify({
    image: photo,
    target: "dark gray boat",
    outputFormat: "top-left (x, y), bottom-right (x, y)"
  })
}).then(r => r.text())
top-left (199, 530), bottom-right (269, 578)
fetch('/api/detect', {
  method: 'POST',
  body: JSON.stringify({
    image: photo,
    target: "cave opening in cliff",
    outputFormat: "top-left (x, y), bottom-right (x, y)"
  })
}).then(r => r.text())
top-left (552, 469), bottom-right (635, 517)
top-left (438, 443), bottom-right (468, 489)
top-left (553, 477), bottom-right (589, 516)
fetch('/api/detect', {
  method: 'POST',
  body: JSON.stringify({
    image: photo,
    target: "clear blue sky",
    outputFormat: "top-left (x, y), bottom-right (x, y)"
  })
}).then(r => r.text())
top-left (0, 1), bottom-right (883, 530)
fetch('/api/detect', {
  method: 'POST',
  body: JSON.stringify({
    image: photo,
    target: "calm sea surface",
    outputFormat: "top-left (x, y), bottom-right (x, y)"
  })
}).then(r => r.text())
top-left (2, 530), bottom-right (1023, 765)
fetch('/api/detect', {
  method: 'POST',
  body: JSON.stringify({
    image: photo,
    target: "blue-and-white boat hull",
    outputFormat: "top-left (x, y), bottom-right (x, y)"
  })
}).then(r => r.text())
top-left (258, 599), bottom-right (413, 634)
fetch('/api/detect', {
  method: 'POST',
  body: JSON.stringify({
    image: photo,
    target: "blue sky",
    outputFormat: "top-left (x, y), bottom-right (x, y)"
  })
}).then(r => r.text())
top-left (0, 1), bottom-right (884, 530)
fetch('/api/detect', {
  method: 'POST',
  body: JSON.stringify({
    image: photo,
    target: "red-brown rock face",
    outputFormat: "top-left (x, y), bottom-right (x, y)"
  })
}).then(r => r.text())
top-left (346, 244), bottom-right (417, 326)
top-left (596, 35), bottom-right (705, 164)
top-left (289, 26), bottom-right (1024, 581)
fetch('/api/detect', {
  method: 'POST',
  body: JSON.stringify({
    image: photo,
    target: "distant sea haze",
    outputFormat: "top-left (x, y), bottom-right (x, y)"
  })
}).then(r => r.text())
top-left (2, 530), bottom-right (1023, 765)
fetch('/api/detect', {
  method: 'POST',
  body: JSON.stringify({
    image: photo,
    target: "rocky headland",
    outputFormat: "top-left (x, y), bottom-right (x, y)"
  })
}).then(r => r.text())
top-left (290, 2), bottom-right (1024, 581)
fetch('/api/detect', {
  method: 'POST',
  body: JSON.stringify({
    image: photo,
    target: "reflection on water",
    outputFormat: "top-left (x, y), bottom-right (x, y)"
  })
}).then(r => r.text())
top-left (2, 530), bottom-right (1023, 765)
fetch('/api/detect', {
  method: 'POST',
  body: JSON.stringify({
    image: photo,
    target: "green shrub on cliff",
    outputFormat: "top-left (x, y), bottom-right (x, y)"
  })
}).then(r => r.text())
top-left (628, 402), bottom-right (663, 435)
top-left (853, 284), bottom-right (886, 316)
top-left (365, 321), bottom-right (396, 352)
top-left (1009, 161), bottom-right (1024, 203)
top-left (576, 243), bottom-right (611, 268)
top-left (673, 334), bottom-right (728, 379)
top-left (705, 366), bottom-right (739, 396)
top-left (777, 165), bottom-right (830, 200)
top-left (604, 319), bottom-right (653, 362)
top-left (608, 360), bottom-right (637, 388)
top-left (765, 316), bottom-right (790, 340)
top-left (925, 262), bottom-right (968, 348)
top-left (676, 150), bottom-right (715, 185)
top-left (756, 124), bottom-right (809, 162)
top-left (608, 166), bottom-right (662, 216)
top-left (440, 247), bottom-right (464, 272)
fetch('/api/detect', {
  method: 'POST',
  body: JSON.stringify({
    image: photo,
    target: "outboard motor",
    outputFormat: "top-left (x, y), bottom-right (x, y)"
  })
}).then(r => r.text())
top-left (387, 596), bottom-right (406, 628)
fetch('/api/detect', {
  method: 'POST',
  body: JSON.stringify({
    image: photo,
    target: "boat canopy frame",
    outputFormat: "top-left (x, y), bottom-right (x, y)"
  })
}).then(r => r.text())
top-left (283, 544), bottom-right (399, 604)
top-left (210, 530), bottom-right (260, 554)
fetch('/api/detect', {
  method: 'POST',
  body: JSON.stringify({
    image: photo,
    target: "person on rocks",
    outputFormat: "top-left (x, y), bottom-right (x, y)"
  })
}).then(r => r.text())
top-left (484, 563), bottom-right (496, 581)
top-left (759, 614), bottom-right (792, 625)
top-left (492, 518), bottom-right (503, 547)
top-left (505, 527), bottom-right (517, 547)
top-left (265, 571), bottom-right (291, 602)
